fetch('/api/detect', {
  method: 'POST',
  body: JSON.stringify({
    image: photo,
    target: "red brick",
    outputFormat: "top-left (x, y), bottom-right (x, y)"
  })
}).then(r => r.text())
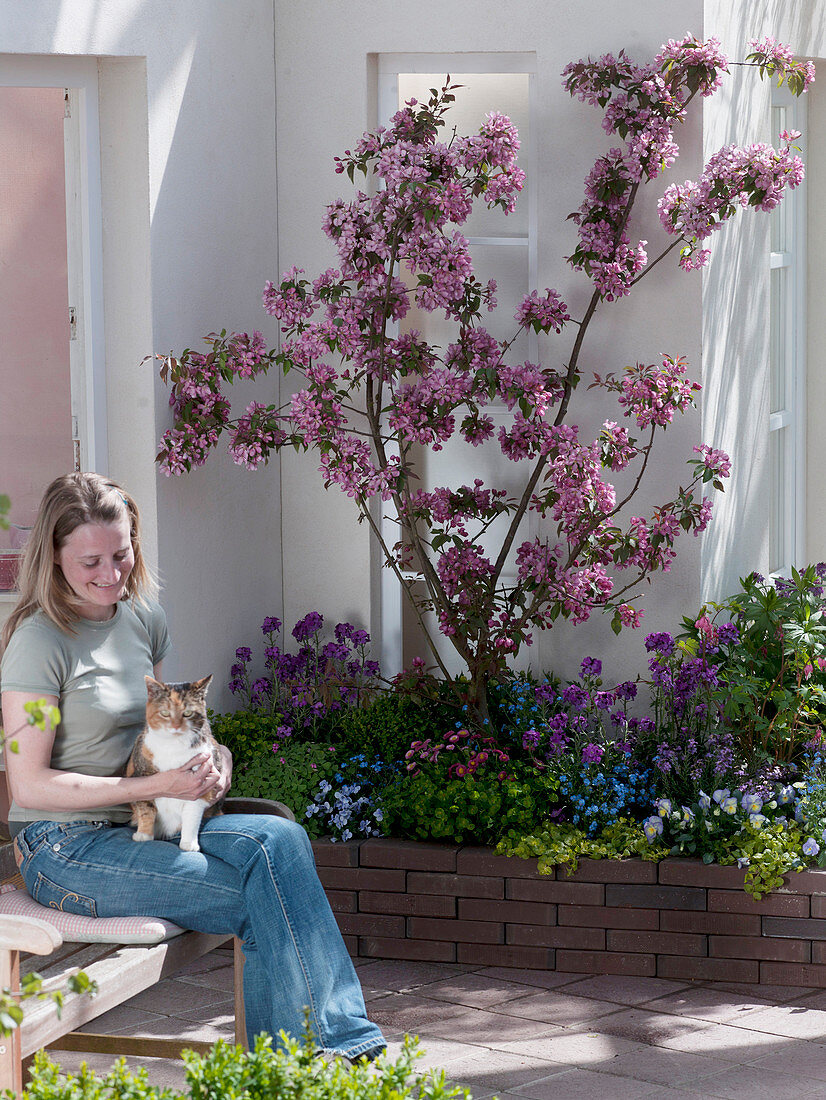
top-left (660, 910), bottom-right (761, 936)
top-left (359, 838), bottom-right (457, 872)
top-left (811, 943), bottom-right (826, 964)
top-left (810, 895), bottom-right (826, 918)
top-left (507, 877), bottom-right (604, 906)
top-left (762, 916), bottom-right (826, 940)
top-left (566, 858), bottom-right (657, 884)
top-left (407, 872), bottom-right (504, 899)
top-left (459, 898), bottom-right (555, 925)
top-left (335, 913), bottom-right (406, 938)
top-left (359, 890), bottom-right (456, 918)
top-left (707, 889), bottom-right (809, 917)
top-left (556, 950), bottom-right (656, 976)
top-left (507, 924), bottom-right (605, 950)
top-left (325, 889), bottom-right (357, 913)
top-left (658, 860), bottom-right (747, 890)
top-left (709, 935), bottom-right (810, 963)
top-left (317, 866), bottom-right (405, 892)
top-left (761, 961), bottom-right (826, 987)
top-left (657, 956), bottom-right (759, 983)
top-left (457, 943), bottom-right (555, 969)
top-left (456, 846), bottom-right (541, 877)
top-left (407, 917), bottom-right (503, 944)
top-left (778, 869), bottom-right (826, 895)
top-left (607, 930), bottom-right (707, 956)
top-left (606, 884), bottom-right (706, 910)
top-left (558, 904), bottom-right (659, 930)
top-left (312, 840), bottom-right (361, 866)
top-left (359, 936), bottom-right (456, 963)
top-left (342, 934), bottom-right (358, 955)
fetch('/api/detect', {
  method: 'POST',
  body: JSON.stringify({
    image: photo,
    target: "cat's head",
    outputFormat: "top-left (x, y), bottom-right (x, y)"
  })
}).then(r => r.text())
top-left (144, 675), bottom-right (212, 734)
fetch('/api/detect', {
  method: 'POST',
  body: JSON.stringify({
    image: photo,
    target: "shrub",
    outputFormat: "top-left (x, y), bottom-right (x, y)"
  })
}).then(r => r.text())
top-left (18, 1030), bottom-right (473, 1100)
top-left (228, 739), bottom-right (340, 830)
top-left (381, 766), bottom-right (557, 846)
top-left (331, 691), bottom-right (452, 764)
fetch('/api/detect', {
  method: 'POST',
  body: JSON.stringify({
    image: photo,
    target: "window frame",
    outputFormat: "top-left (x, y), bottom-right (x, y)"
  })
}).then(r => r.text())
top-left (768, 84), bottom-right (806, 577)
top-left (375, 53), bottom-right (538, 675)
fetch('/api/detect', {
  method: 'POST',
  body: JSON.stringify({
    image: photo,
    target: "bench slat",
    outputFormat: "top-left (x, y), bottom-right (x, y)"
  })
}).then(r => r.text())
top-left (21, 932), bottom-right (230, 1058)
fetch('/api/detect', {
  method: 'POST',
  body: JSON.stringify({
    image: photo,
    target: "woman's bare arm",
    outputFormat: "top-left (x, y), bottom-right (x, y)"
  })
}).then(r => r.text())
top-left (2, 689), bottom-right (219, 812)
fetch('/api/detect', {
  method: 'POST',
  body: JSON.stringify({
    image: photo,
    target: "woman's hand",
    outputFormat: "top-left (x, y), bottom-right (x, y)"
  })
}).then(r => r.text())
top-left (157, 751), bottom-right (223, 801)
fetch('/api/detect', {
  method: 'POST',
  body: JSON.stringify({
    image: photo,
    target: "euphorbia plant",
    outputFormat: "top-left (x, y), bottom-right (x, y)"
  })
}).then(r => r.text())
top-left (154, 35), bottom-right (811, 728)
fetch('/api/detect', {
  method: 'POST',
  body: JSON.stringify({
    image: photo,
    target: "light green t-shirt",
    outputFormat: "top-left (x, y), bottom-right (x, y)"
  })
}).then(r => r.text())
top-left (0, 600), bottom-right (171, 828)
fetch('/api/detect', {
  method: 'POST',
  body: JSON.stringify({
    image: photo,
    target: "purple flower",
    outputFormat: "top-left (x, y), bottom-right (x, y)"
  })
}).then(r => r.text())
top-left (334, 622), bottom-right (354, 643)
top-left (251, 677), bottom-right (272, 702)
top-left (644, 631), bottom-right (675, 656)
top-left (582, 743), bottom-right (604, 764)
top-left (548, 713), bottom-right (569, 733)
top-left (580, 656), bottom-right (602, 678)
top-left (522, 729), bottom-right (541, 750)
top-left (615, 680), bottom-right (638, 701)
top-left (637, 717), bottom-right (656, 736)
top-left (594, 690), bottom-right (615, 711)
top-left (562, 684), bottom-right (589, 709)
top-left (229, 678), bottom-right (246, 695)
top-left (292, 611), bottom-right (323, 642)
top-left (716, 622), bottom-right (740, 646)
top-left (230, 663), bottom-right (246, 677)
top-left (534, 681), bottom-right (557, 704)
top-left (261, 616), bottom-right (282, 634)
top-left (235, 647), bottom-right (252, 662)
top-left (363, 660), bottom-right (380, 677)
top-left (351, 629), bottom-right (371, 647)
top-left (323, 641), bottom-right (350, 662)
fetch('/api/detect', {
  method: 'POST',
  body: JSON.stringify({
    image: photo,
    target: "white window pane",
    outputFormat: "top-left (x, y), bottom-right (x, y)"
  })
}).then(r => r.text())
top-left (771, 105), bottom-right (787, 253)
top-left (770, 266), bottom-right (787, 415)
top-left (769, 428), bottom-right (786, 574)
top-left (398, 72), bottom-right (530, 237)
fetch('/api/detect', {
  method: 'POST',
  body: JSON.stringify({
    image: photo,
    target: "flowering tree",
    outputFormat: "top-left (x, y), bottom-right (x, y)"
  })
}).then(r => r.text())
top-left (155, 35), bottom-right (812, 727)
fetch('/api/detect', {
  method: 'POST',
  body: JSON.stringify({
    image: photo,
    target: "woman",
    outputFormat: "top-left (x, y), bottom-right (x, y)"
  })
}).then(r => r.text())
top-left (0, 472), bottom-right (384, 1060)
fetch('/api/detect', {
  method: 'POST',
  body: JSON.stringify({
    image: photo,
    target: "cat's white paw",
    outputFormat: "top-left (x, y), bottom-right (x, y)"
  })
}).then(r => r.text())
top-left (133, 831), bottom-right (153, 843)
top-left (179, 837), bottom-right (200, 852)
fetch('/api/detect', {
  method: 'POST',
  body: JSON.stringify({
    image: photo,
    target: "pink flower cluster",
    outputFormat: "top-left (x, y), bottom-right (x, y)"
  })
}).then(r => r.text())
top-left (618, 356), bottom-right (701, 429)
top-left (658, 134), bottom-right (805, 267)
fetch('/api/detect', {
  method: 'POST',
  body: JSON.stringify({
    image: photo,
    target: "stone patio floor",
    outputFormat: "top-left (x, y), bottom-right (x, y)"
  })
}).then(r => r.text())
top-left (48, 948), bottom-right (826, 1098)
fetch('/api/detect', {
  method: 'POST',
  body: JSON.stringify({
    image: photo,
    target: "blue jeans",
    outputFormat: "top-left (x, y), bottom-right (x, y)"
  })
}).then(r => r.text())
top-left (15, 815), bottom-right (384, 1059)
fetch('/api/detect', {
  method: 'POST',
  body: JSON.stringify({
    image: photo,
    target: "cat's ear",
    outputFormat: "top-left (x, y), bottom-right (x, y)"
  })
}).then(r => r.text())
top-left (192, 674), bottom-right (213, 696)
top-left (145, 675), bottom-right (166, 700)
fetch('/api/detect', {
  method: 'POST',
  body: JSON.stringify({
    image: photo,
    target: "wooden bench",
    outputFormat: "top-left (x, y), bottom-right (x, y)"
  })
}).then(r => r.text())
top-left (0, 798), bottom-right (295, 1096)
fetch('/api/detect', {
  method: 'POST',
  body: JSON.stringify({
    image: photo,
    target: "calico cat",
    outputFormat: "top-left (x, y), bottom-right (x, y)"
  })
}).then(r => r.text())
top-left (126, 675), bottom-right (224, 852)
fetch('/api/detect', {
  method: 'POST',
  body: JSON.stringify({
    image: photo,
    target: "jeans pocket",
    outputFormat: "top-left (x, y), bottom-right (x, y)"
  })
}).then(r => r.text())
top-left (31, 870), bottom-right (99, 917)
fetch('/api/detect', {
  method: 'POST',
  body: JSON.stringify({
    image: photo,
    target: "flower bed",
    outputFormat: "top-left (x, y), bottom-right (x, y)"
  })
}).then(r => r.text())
top-left (313, 838), bottom-right (826, 988)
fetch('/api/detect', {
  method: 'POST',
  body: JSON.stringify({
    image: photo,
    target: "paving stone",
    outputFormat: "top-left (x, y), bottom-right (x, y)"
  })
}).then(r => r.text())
top-left (689, 1060), bottom-right (826, 1099)
top-left (736, 1003), bottom-right (826, 1040)
top-left (658, 1020), bottom-right (802, 1060)
top-left (474, 966), bottom-right (584, 990)
top-left (639, 985), bottom-right (777, 1024)
top-left (124, 977), bottom-right (234, 1015)
top-left (354, 958), bottom-right (473, 995)
top-left (561, 973), bottom-right (691, 1005)
top-left (417, 1005), bottom-right (566, 1048)
top-left (491, 1028), bottom-right (647, 1065)
top-left (746, 1041), bottom-right (826, 1080)
top-left (592, 1044), bottom-right (735, 1087)
top-left (491, 990), bottom-right (623, 1027)
top-left (411, 972), bottom-right (540, 1009)
top-left (575, 1006), bottom-right (713, 1046)
top-left (442, 1048), bottom-right (569, 1095)
top-left (505, 1066), bottom-right (665, 1098)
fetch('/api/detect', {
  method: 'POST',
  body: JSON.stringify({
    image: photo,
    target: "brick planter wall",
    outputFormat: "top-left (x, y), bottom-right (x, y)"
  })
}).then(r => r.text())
top-left (311, 837), bottom-right (826, 986)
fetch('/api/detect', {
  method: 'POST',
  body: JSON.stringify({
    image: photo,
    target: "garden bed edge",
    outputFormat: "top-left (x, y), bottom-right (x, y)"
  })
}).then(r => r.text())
top-left (312, 838), bottom-right (826, 986)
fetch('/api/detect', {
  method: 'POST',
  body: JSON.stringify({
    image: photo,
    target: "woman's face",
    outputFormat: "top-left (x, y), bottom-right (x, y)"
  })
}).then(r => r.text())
top-left (55, 517), bottom-right (135, 621)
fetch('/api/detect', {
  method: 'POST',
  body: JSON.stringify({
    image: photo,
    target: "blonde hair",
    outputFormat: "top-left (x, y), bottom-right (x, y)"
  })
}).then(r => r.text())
top-left (1, 473), bottom-right (157, 652)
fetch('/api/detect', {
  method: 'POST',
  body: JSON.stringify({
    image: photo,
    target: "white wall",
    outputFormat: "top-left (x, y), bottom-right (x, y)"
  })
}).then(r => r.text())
top-left (0, 1), bottom-right (282, 709)
top-left (702, 0), bottom-right (826, 599)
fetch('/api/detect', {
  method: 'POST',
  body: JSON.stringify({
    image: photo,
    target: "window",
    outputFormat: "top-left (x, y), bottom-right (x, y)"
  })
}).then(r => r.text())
top-left (376, 55), bottom-right (536, 673)
top-left (769, 85), bottom-right (806, 576)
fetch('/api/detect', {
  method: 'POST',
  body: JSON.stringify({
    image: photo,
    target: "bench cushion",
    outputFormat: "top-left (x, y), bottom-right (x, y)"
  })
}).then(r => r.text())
top-left (0, 884), bottom-right (185, 944)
